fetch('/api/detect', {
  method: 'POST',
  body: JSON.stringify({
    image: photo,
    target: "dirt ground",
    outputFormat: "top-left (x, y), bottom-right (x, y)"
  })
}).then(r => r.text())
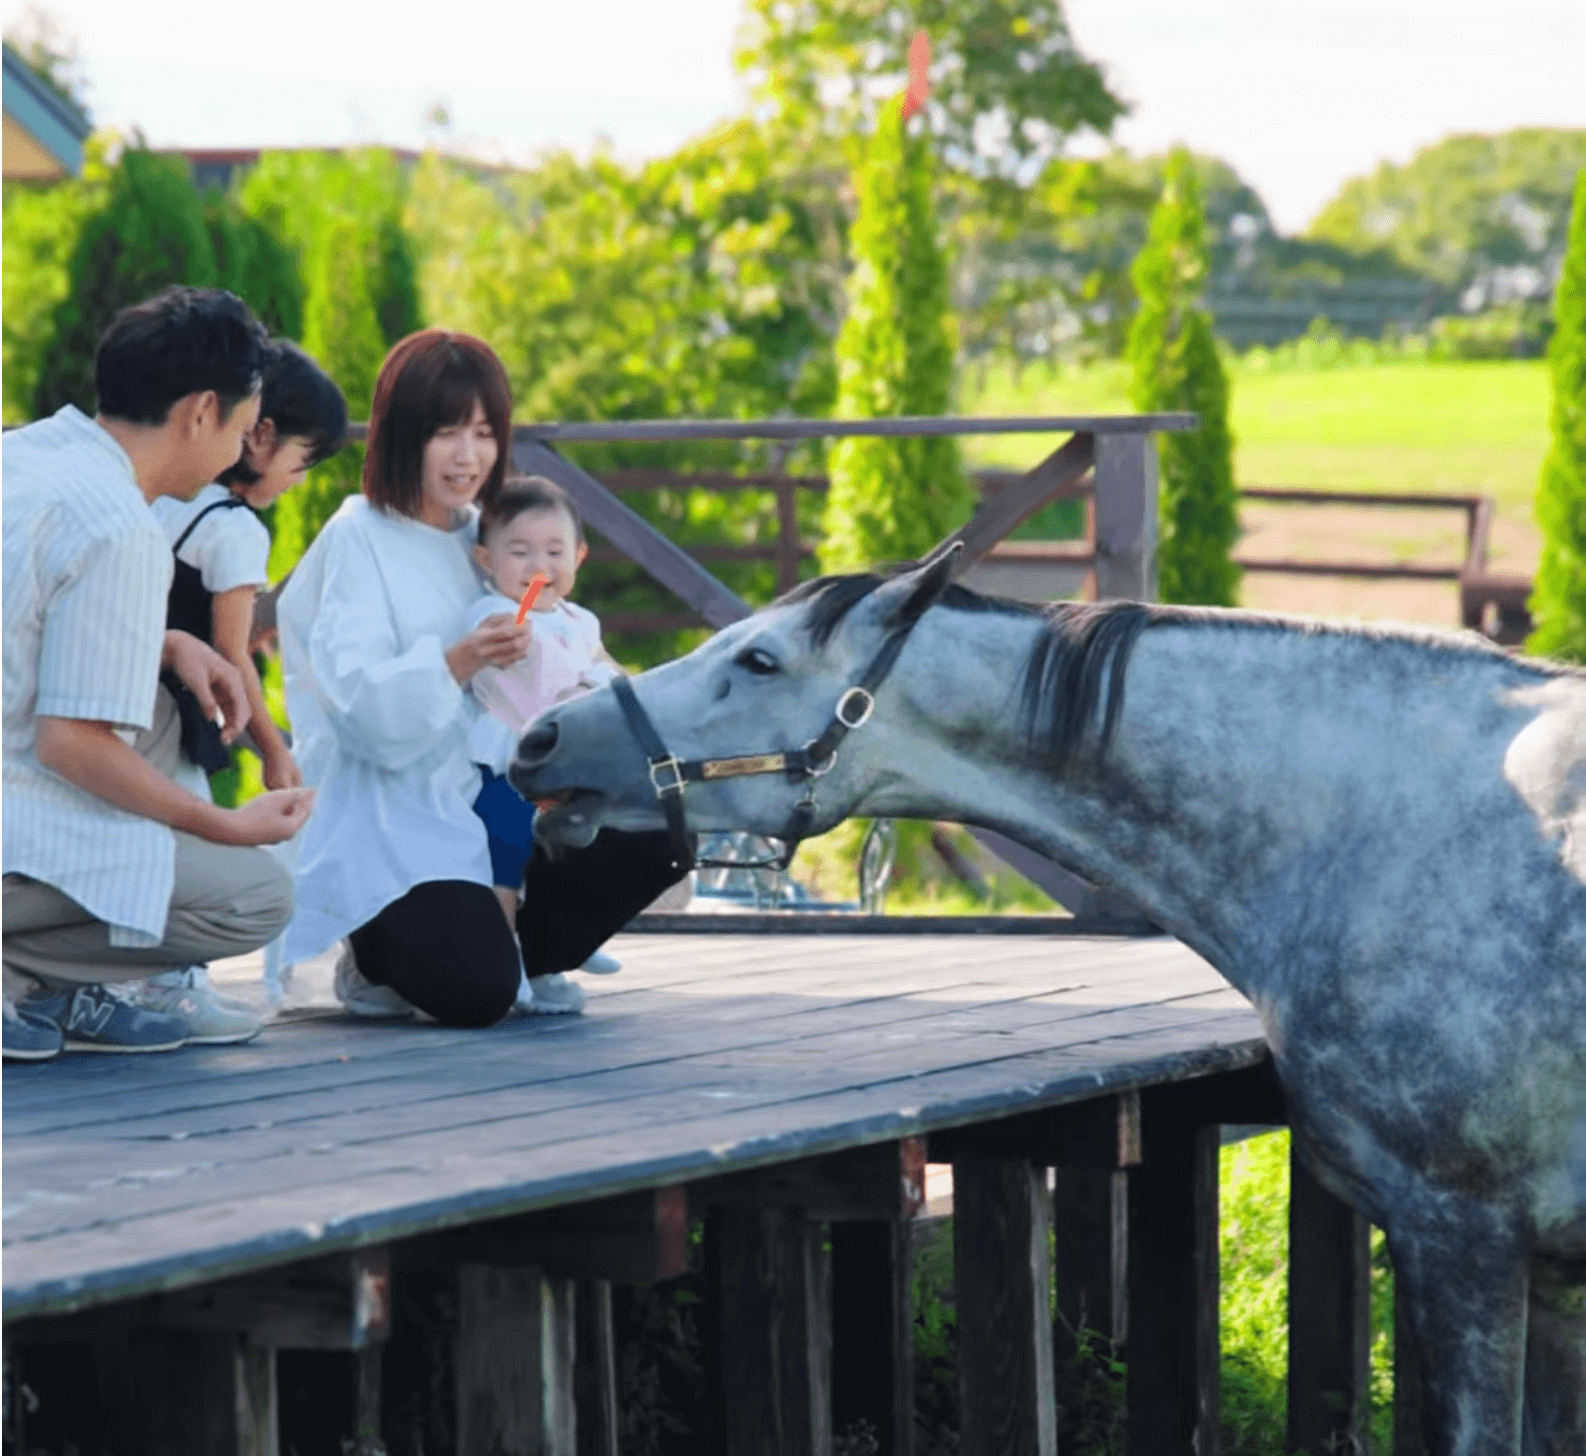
top-left (1234, 499), bottom-right (1540, 630)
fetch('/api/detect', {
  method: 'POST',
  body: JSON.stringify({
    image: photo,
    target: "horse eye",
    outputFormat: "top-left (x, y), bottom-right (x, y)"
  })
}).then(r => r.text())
top-left (735, 647), bottom-right (781, 677)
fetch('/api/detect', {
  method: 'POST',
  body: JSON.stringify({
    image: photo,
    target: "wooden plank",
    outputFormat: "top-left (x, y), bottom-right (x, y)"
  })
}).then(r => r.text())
top-left (2, 951), bottom-right (1224, 1151)
top-left (699, 1138), bottom-right (926, 1223)
top-left (831, 1220), bottom-right (915, 1456)
top-left (929, 1091), bottom-right (1140, 1169)
top-left (1288, 1153), bottom-right (1373, 1456)
top-left (1126, 1087), bottom-right (1220, 1456)
top-left (4, 1021), bottom-right (1270, 1326)
top-left (574, 1280), bottom-right (619, 1456)
top-left (517, 415), bottom-right (1196, 444)
top-left (512, 436), bottom-right (752, 630)
top-left (952, 1157), bottom-right (1056, 1456)
top-left (1093, 432), bottom-right (1159, 601)
top-left (937, 433), bottom-right (1095, 571)
top-left (713, 1206), bottom-right (831, 1456)
top-left (2, 987), bottom-right (1251, 1217)
top-left (626, 912), bottom-right (1141, 935)
top-left (456, 1265), bottom-right (576, 1456)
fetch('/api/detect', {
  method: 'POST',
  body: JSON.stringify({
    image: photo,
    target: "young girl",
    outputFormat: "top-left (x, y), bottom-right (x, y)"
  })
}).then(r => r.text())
top-left (151, 340), bottom-right (348, 794)
top-left (143, 340), bottom-right (347, 1039)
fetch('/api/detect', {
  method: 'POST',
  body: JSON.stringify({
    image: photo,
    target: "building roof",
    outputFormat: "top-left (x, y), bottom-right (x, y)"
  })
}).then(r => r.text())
top-left (2, 42), bottom-right (91, 179)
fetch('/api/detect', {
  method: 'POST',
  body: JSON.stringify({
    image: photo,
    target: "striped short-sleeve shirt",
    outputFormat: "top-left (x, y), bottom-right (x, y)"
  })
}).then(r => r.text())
top-left (2, 406), bottom-right (177, 946)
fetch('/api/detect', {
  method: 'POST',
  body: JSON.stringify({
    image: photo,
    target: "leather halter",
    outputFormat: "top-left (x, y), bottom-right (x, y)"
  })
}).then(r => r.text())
top-left (609, 595), bottom-right (931, 874)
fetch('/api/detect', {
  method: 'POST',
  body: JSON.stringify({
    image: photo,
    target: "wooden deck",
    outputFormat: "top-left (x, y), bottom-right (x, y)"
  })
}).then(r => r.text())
top-left (3, 929), bottom-right (1262, 1324)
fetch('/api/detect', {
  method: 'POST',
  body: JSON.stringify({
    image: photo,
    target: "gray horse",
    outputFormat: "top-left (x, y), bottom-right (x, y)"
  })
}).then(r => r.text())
top-left (513, 550), bottom-right (1586, 1456)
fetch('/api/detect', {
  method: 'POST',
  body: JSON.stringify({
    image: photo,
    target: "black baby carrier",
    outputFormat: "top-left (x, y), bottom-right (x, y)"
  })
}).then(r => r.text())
top-left (162, 496), bottom-right (250, 773)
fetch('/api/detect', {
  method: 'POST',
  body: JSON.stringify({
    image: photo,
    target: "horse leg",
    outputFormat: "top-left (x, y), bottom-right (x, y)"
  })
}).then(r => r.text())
top-left (1522, 1257), bottom-right (1586, 1456)
top-left (1388, 1219), bottom-right (1529, 1456)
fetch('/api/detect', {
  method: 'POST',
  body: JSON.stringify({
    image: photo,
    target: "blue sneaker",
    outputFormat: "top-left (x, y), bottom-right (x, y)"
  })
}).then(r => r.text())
top-left (28, 984), bottom-right (188, 1054)
top-left (3, 998), bottom-right (62, 1061)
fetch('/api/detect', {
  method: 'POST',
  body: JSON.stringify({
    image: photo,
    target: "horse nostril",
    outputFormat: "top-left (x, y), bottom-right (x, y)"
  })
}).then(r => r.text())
top-left (516, 719), bottom-right (559, 766)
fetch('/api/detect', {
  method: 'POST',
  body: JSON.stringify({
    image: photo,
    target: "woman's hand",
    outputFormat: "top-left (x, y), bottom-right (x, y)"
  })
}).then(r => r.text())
top-left (446, 615), bottom-right (532, 685)
top-left (261, 742), bottom-right (303, 791)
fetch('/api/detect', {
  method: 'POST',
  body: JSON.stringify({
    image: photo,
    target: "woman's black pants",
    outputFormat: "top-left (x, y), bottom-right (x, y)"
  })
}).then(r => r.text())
top-left (348, 829), bottom-right (687, 1028)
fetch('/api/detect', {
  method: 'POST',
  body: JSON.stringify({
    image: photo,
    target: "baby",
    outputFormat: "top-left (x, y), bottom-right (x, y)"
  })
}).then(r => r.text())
top-left (467, 476), bottom-right (620, 1013)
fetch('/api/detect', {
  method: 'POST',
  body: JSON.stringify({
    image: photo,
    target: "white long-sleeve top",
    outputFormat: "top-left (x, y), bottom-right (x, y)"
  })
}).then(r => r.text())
top-left (276, 495), bottom-right (491, 963)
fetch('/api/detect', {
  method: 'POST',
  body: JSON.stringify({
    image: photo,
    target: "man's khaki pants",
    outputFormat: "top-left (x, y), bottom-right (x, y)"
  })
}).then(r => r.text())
top-left (2, 688), bottom-right (294, 992)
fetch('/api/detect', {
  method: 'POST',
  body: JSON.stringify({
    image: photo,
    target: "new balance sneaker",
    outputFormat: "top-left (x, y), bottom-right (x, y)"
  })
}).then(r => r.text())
top-left (3, 997), bottom-right (62, 1061)
top-left (580, 949), bottom-right (622, 975)
top-left (137, 980), bottom-right (262, 1046)
top-left (525, 973), bottom-right (586, 1015)
top-left (147, 965), bottom-right (256, 1016)
top-left (333, 944), bottom-right (418, 1021)
top-left (27, 984), bottom-right (188, 1054)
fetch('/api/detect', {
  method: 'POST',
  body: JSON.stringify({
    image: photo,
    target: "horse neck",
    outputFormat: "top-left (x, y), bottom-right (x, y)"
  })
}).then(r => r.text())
top-left (883, 611), bottom-right (1506, 985)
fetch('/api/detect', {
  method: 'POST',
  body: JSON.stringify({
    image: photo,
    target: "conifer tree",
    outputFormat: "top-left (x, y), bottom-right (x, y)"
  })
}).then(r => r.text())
top-left (267, 216), bottom-right (385, 578)
top-left (819, 94), bottom-right (970, 573)
top-left (1128, 149), bottom-right (1240, 606)
top-left (33, 148), bottom-right (218, 417)
top-left (1527, 168), bottom-right (1586, 661)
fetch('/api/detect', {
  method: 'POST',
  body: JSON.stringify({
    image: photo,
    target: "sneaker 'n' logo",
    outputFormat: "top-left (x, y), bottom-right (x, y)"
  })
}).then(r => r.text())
top-left (65, 991), bottom-right (118, 1037)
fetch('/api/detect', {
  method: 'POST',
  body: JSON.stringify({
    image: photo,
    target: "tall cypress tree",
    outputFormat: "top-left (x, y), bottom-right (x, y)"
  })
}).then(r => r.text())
top-left (33, 148), bottom-right (219, 417)
top-left (1128, 149), bottom-right (1240, 606)
top-left (267, 215), bottom-right (386, 579)
top-left (1527, 169), bottom-right (1586, 662)
top-left (819, 94), bottom-right (970, 573)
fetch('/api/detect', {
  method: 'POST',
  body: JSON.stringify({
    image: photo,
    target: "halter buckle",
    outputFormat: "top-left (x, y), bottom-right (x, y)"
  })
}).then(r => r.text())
top-left (649, 756), bottom-right (687, 796)
top-left (835, 687), bottom-right (875, 729)
top-left (801, 741), bottom-right (838, 778)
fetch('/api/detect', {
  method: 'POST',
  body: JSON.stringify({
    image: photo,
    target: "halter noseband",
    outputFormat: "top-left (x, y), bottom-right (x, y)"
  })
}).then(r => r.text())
top-left (608, 572), bottom-right (946, 875)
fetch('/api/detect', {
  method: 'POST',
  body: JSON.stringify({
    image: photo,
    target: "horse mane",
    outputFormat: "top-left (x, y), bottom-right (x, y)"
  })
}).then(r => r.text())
top-left (777, 568), bottom-right (1577, 774)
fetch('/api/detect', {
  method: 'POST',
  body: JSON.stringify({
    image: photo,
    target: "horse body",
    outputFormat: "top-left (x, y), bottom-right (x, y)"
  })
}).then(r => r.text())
top-left (514, 558), bottom-right (1586, 1456)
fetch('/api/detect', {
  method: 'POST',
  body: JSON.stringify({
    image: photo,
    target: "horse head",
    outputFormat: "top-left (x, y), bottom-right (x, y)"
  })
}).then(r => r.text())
top-left (510, 546), bottom-right (964, 857)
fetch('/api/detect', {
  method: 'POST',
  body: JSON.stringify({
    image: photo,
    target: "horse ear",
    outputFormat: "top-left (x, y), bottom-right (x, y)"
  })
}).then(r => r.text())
top-left (880, 541), bottom-right (964, 629)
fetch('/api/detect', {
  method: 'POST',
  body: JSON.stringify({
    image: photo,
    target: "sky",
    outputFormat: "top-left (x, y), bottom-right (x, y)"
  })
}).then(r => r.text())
top-left (8, 0), bottom-right (1583, 234)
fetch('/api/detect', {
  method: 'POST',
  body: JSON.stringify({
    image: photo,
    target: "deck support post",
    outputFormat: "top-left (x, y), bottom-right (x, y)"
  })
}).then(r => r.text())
top-left (1393, 1278), bottom-right (1428, 1456)
top-left (714, 1204), bottom-right (832, 1456)
top-left (831, 1220), bottom-right (915, 1456)
top-left (1053, 1167), bottom-right (1128, 1358)
top-left (574, 1279), bottom-right (620, 1456)
top-left (1127, 1090), bottom-right (1220, 1456)
top-left (456, 1264), bottom-right (577, 1456)
top-left (1093, 431), bottom-right (1159, 601)
top-left (952, 1157), bottom-right (1057, 1456)
top-left (1288, 1152), bottom-right (1373, 1455)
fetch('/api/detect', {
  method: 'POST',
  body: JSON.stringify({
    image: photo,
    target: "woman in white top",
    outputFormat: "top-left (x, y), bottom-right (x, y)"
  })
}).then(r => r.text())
top-left (277, 331), bottom-right (531, 1025)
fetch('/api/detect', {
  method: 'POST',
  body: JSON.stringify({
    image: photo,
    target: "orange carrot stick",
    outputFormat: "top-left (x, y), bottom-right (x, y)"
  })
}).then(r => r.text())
top-left (515, 573), bottom-right (550, 625)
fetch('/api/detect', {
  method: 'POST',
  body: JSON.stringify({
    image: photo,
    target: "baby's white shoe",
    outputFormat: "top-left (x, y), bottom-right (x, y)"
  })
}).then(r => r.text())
top-left (525, 973), bottom-right (586, 1015)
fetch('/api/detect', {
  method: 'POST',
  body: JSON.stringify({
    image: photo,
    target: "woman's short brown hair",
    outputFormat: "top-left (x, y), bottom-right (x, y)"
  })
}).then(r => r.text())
top-left (362, 330), bottom-right (513, 517)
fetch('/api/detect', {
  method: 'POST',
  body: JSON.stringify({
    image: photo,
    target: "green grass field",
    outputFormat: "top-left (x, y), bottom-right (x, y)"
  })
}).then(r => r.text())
top-left (961, 357), bottom-right (1551, 521)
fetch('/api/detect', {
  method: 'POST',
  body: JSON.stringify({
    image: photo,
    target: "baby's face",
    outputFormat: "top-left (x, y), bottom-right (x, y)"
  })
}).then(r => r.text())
top-left (476, 505), bottom-right (586, 612)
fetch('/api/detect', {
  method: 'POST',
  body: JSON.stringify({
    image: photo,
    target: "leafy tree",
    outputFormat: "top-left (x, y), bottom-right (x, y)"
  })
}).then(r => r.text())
top-left (1528, 168), bottom-right (1586, 662)
top-left (32, 147), bottom-right (219, 417)
top-left (1308, 129), bottom-right (1586, 314)
top-left (406, 129), bottom-right (841, 665)
top-left (820, 94), bottom-right (970, 573)
top-left (1128, 149), bottom-right (1239, 606)
top-left (737, 0), bottom-right (1123, 189)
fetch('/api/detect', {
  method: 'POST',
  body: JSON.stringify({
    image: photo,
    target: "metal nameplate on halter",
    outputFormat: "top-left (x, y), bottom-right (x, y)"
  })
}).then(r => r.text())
top-left (701, 753), bottom-right (789, 780)
top-left (649, 756), bottom-right (687, 795)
